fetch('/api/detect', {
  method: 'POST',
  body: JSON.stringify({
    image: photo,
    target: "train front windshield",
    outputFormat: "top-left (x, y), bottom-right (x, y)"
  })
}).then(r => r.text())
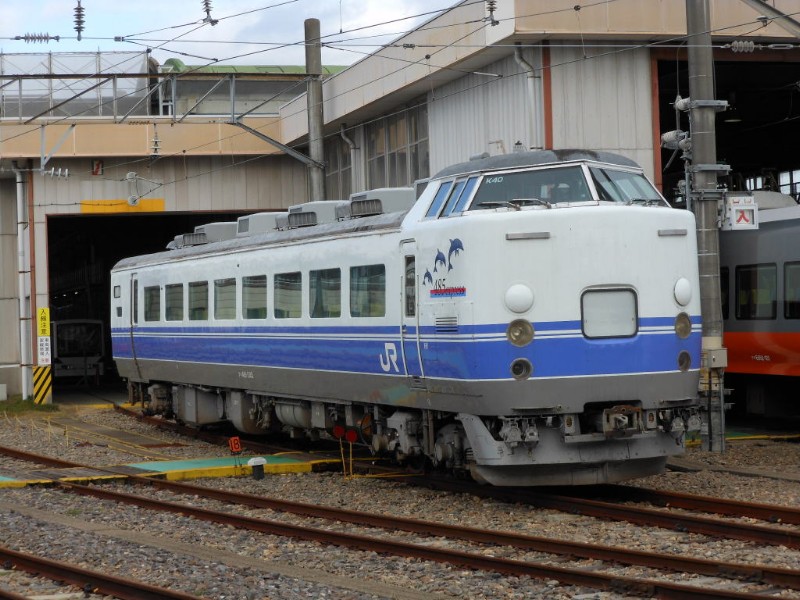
top-left (468, 164), bottom-right (665, 208)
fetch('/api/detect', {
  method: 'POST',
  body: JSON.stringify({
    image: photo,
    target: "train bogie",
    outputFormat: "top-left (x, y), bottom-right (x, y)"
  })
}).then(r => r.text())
top-left (112, 150), bottom-right (702, 485)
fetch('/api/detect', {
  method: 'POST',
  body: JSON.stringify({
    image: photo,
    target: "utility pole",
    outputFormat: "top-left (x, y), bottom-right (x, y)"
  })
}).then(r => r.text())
top-left (685, 0), bottom-right (728, 451)
top-left (305, 18), bottom-right (325, 201)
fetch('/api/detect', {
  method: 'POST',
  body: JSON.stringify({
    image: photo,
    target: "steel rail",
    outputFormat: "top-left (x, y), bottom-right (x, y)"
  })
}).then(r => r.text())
top-left (0, 544), bottom-right (201, 600)
top-left (56, 481), bottom-right (777, 600)
top-left (587, 484), bottom-right (800, 525)
top-left (125, 475), bottom-right (800, 590)
top-left (408, 478), bottom-right (800, 549)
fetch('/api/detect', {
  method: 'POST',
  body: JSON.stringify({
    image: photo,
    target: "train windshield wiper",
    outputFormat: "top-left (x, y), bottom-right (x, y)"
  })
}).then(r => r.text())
top-left (626, 198), bottom-right (663, 206)
top-left (477, 198), bottom-right (550, 211)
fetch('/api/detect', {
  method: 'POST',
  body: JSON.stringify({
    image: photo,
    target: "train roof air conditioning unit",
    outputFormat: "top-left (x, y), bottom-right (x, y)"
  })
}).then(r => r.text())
top-left (286, 200), bottom-right (350, 228)
top-left (348, 187), bottom-right (416, 218)
top-left (236, 212), bottom-right (287, 237)
top-left (169, 232), bottom-right (207, 249)
top-left (194, 222), bottom-right (237, 242)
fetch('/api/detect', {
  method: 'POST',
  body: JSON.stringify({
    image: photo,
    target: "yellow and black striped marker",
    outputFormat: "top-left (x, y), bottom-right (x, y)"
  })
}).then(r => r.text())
top-left (33, 366), bottom-right (52, 405)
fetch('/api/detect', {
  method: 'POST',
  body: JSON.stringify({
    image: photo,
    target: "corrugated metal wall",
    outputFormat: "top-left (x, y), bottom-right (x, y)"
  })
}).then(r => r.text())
top-left (428, 50), bottom-right (542, 175)
top-left (549, 43), bottom-right (655, 179)
top-left (0, 179), bottom-right (20, 379)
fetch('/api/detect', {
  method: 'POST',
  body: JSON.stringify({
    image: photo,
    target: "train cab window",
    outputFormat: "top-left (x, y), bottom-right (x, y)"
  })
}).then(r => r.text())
top-left (440, 177), bottom-right (479, 217)
top-left (425, 181), bottom-right (453, 217)
top-left (144, 286), bottom-right (161, 322)
top-left (736, 264), bottom-right (776, 320)
top-left (720, 268), bottom-right (729, 320)
top-left (165, 284), bottom-right (184, 321)
top-left (113, 285), bottom-right (121, 299)
top-left (351, 265), bottom-right (386, 317)
top-left (310, 268), bottom-right (341, 318)
top-left (404, 256), bottom-right (416, 317)
top-left (242, 275), bottom-right (267, 319)
top-left (275, 272), bottom-right (302, 319)
top-left (470, 166), bottom-right (591, 209)
top-left (785, 262), bottom-right (800, 319)
top-left (188, 281), bottom-right (209, 321)
top-left (214, 278), bottom-right (236, 320)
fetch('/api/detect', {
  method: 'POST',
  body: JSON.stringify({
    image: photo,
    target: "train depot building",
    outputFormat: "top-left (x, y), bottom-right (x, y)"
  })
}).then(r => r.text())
top-left (1, 0), bottom-right (799, 410)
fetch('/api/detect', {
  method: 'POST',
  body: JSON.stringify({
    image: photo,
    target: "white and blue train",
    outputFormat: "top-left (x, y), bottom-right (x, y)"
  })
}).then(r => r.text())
top-left (111, 150), bottom-right (702, 486)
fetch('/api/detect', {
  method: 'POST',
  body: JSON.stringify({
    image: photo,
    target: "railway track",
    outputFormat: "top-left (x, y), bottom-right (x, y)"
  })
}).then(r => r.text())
top-left (2, 445), bottom-right (800, 598)
top-left (0, 543), bottom-right (201, 600)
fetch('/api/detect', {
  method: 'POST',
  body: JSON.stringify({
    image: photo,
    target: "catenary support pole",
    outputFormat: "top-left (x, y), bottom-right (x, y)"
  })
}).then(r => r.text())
top-left (305, 18), bottom-right (326, 201)
top-left (13, 162), bottom-right (31, 400)
top-left (686, 0), bottom-right (727, 452)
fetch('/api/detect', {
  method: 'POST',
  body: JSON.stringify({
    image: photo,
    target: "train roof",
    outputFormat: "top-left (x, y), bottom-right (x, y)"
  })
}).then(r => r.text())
top-left (113, 210), bottom-right (407, 271)
top-left (433, 149), bottom-right (639, 179)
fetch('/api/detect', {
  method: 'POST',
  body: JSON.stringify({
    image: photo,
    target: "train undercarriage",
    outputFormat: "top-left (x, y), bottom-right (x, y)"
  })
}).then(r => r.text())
top-left (130, 381), bottom-right (702, 486)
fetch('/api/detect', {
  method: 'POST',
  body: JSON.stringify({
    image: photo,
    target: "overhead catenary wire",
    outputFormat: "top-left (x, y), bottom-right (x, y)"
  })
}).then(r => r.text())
top-left (7, 2), bottom-right (798, 200)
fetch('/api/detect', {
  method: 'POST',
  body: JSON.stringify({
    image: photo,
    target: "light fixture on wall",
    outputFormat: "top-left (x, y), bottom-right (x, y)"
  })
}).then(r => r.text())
top-left (724, 92), bottom-right (743, 123)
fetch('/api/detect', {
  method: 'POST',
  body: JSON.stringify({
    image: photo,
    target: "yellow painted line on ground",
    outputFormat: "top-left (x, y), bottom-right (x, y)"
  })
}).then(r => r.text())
top-left (160, 462), bottom-right (314, 482)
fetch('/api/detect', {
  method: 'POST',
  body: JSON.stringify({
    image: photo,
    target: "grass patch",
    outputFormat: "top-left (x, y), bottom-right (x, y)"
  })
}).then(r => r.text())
top-left (0, 398), bottom-right (59, 415)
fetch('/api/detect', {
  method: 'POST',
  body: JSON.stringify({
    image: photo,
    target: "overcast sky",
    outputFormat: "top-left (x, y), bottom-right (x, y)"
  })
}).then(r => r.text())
top-left (0, 0), bottom-right (460, 66)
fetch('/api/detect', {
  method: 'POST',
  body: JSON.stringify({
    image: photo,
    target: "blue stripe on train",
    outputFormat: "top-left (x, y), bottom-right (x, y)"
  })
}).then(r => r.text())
top-left (112, 319), bottom-right (702, 380)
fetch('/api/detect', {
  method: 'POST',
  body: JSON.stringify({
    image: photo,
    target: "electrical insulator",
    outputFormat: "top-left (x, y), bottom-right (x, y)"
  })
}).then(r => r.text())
top-left (202, 0), bottom-right (218, 25)
top-left (730, 40), bottom-right (755, 53)
top-left (486, 0), bottom-right (498, 26)
top-left (14, 33), bottom-right (61, 43)
top-left (74, 0), bottom-right (85, 41)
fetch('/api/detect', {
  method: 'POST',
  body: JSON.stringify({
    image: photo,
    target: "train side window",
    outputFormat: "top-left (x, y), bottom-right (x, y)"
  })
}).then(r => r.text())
top-left (144, 286), bottom-right (161, 322)
top-left (405, 256), bottom-right (416, 317)
top-left (275, 272), bottom-right (302, 318)
top-left (735, 264), bottom-right (776, 320)
top-left (165, 284), bottom-right (184, 321)
top-left (310, 268), bottom-right (341, 318)
top-left (350, 265), bottom-right (385, 317)
top-left (785, 262), bottom-right (800, 319)
top-left (113, 285), bottom-right (121, 299)
top-left (214, 278), bottom-right (236, 320)
top-left (439, 179), bottom-right (467, 217)
top-left (720, 268), bottom-right (729, 320)
top-left (451, 176), bottom-right (479, 214)
top-left (425, 181), bottom-right (453, 217)
top-left (188, 281), bottom-right (209, 321)
top-left (243, 275), bottom-right (267, 319)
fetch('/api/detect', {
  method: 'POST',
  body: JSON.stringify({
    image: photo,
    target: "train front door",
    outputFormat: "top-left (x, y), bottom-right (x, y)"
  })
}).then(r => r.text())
top-left (400, 243), bottom-right (425, 381)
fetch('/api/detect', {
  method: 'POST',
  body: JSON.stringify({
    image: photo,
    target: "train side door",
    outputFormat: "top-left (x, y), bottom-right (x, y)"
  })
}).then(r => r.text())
top-left (129, 273), bottom-right (143, 378)
top-left (400, 243), bottom-right (425, 381)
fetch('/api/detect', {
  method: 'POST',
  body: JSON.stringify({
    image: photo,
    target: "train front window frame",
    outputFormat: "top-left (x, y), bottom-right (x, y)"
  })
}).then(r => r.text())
top-left (735, 263), bottom-right (777, 320)
top-left (425, 180), bottom-right (453, 217)
top-left (469, 165), bottom-right (592, 209)
top-left (785, 262), bottom-right (800, 319)
top-left (589, 167), bottom-right (664, 204)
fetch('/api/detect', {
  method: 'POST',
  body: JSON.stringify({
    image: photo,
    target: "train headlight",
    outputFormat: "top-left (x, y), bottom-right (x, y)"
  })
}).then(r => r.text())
top-left (504, 284), bottom-right (534, 313)
top-left (510, 358), bottom-right (533, 380)
top-left (674, 278), bottom-right (692, 306)
top-left (507, 319), bottom-right (534, 346)
top-left (674, 312), bottom-right (692, 339)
